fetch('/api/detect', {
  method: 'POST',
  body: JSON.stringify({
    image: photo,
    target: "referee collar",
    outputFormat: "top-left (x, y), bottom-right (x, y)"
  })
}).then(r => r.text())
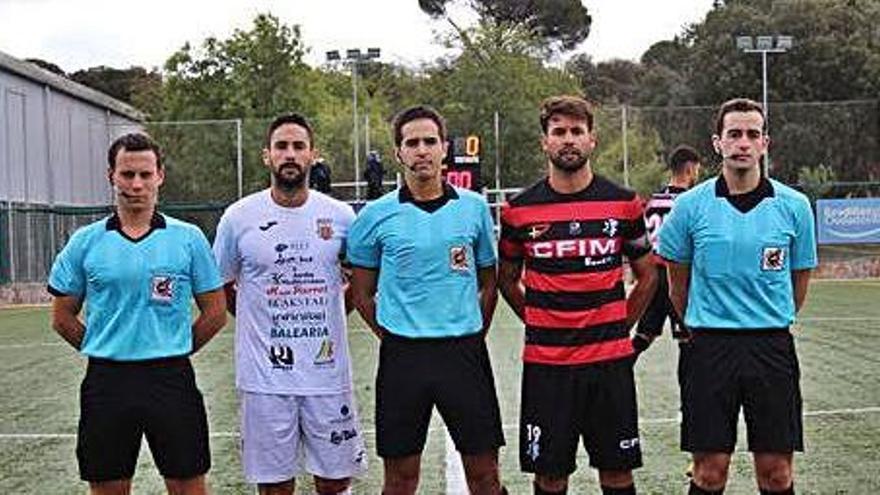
top-left (398, 182), bottom-right (459, 213)
top-left (106, 210), bottom-right (166, 242)
top-left (715, 174), bottom-right (774, 213)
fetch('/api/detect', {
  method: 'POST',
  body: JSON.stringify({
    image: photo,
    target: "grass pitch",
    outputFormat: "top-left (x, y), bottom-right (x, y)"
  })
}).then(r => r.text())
top-left (1, 280), bottom-right (879, 493)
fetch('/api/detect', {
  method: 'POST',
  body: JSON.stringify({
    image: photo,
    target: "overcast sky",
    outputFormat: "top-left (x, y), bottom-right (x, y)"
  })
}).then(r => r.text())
top-left (0, 0), bottom-right (713, 72)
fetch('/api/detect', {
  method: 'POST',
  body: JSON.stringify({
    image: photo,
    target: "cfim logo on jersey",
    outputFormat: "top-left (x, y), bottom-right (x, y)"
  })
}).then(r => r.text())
top-left (762, 246), bottom-right (786, 271)
top-left (316, 218), bottom-right (334, 240)
top-left (150, 275), bottom-right (175, 304)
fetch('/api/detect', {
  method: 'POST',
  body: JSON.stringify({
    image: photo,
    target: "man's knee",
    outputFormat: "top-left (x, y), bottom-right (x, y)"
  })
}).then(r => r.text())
top-left (754, 453), bottom-right (794, 491)
top-left (534, 474), bottom-right (568, 494)
top-left (89, 479), bottom-right (132, 495)
top-left (314, 476), bottom-right (351, 495)
top-left (257, 479), bottom-right (294, 495)
top-left (462, 451), bottom-right (502, 494)
top-left (383, 455), bottom-right (420, 495)
top-left (598, 469), bottom-right (634, 488)
top-left (164, 474), bottom-right (207, 495)
top-left (692, 453), bottom-right (731, 491)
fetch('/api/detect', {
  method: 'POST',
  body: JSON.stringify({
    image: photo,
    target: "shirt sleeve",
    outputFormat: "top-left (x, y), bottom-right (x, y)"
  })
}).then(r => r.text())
top-left (190, 226), bottom-right (223, 294)
top-left (474, 198), bottom-right (497, 268)
top-left (212, 210), bottom-right (240, 283)
top-left (657, 195), bottom-right (693, 263)
top-left (47, 228), bottom-right (88, 297)
top-left (498, 202), bottom-right (524, 261)
top-left (790, 195), bottom-right (818, 270)
top-left (346, 207), bottom-right (381, 269)
top-left (622, 195), bottom-right (652, 260)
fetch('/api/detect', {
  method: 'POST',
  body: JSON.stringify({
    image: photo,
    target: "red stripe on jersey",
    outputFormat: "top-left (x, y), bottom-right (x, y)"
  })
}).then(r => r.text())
top-left (524, 266), bottom-right (623, 292)
top-left (499, 238), bottom-right (524, 259)
top-left (523, 337), bottom-right (634, 365)
top-left (525, 300), bottom-right (627, 328)
top-left (502, 200), bottom-right (642, 228)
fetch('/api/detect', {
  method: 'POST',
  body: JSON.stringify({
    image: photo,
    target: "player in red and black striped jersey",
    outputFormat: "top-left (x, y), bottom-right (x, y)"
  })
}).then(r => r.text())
top-left (498, 96), bottom-right (658, 495)
top-left (636, 145), bottom-right (702, 347)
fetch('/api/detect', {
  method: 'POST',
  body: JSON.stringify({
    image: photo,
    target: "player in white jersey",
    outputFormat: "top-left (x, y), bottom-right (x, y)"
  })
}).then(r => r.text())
top-left (213, 113), bottom-right (365, 495)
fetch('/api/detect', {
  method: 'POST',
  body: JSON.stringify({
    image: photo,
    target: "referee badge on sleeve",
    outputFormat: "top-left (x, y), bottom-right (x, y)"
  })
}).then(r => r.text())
top-left (150, 275), bottom-right (175, 303)
top-left (761, 247), bottom-right (785, 271)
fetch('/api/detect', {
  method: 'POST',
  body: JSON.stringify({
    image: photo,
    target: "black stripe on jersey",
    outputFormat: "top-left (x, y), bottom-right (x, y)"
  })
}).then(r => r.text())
top-left (507, 219), bottom-right (646, 243)
top-left (527, 254), bottom-right (623, 274)
top-left (508, 175), bottom-right (638, 207)
top-left (525, 321), bottom-right (629, 347)
top-left (526, 281), bottom-right (625, 311)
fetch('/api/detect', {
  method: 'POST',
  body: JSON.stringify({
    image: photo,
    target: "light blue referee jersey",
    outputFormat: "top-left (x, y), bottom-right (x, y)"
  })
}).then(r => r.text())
top-left (658, 177), bottom-right (817, 330)
top-left (48, 213), bottom-right (222, 360)
top-left (347, 184), bottom-right (497, 338)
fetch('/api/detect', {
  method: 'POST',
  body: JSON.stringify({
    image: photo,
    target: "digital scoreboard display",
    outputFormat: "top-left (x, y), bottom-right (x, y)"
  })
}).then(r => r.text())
top-left (443, 135), bottom-right (482, 191)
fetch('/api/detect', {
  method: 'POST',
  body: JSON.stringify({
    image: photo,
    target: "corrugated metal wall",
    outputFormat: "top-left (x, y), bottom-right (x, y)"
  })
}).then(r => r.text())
top-left (1, 69), bottom-right (139, 206)
top-left (0, 68), bottom-right (140, 282)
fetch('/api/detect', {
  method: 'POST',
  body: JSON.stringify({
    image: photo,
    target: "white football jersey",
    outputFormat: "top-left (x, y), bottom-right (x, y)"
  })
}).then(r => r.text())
top-left (214, 189), bottom-right (356, 394)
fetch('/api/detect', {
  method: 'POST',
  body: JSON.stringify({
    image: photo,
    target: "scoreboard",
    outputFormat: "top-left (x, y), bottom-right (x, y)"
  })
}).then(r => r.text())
top-left (443, 135), bottom-right (481, 191)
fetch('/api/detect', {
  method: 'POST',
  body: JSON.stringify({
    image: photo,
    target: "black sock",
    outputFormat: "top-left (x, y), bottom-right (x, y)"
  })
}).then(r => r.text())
top-left (760, 484), bottom-right (794, 495)
top-left (534, 481), bottom-right (567, 495)
top-left (602, 484), bottom-right (636, 495)
top-left (689, 480), bottom-right (724, 495)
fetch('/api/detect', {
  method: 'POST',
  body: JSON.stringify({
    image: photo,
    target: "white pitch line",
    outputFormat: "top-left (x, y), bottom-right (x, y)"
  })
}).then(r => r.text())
top-left (444, 427), bottom-right (468, 495)
top-left (0, 342), bottom-right (65, 349)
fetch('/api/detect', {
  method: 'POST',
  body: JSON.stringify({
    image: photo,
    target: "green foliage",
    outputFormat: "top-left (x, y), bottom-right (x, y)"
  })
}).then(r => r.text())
top-left (591, 107), bottom-right (666, 196)
top-left (420, 23), bottom-right (581, 187)
top-left (69, 66), bottom-right (162, 107)
top-left (798, 163), bottom-right (835, 203)
top-left (418, 0), bottom-right (592, 52)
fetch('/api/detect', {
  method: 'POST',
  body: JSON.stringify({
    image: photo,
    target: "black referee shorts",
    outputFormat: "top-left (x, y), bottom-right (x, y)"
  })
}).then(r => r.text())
top-left (77, 356), bottom-right (210, 482)
top-left (680, 330), bottom-right (803, 454)
top-left (376, 332), bottom-right (505, 458)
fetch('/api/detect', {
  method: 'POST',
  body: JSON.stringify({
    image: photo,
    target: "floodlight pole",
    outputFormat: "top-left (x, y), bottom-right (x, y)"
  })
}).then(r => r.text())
top-left (326, 48), bottom-right (380, 203)
top-left (738, 35), bottom-right (791, 177)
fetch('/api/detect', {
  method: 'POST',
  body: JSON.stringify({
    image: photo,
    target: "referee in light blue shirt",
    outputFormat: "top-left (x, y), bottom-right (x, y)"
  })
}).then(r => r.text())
top-left (659, 99), bottom-right (817, 495)
top-left (48, 133), bottom-right (226, 494)
top-left (348, 105), bottom-right (506, 495)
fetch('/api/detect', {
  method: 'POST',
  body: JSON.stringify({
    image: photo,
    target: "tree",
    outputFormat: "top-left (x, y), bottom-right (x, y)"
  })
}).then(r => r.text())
top-left (419, 23), bottom-right (581, 187)
top-left (418, 0), bottom-right (592, 52)
top-left (70, 66), bottom-right (162, 106)
top-left (151, 13), bottom-right (342, 203)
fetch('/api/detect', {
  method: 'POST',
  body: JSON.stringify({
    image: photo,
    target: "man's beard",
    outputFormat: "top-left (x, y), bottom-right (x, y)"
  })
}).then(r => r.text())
top-left (550, 148), bottom-right (589, 172)
top-left (273, 162), bottom-right (306, 191)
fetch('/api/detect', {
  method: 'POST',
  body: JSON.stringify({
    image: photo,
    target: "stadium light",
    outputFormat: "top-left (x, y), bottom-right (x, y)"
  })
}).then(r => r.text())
top-left (326, 47), bottom-right (382, 202)
top-left (737, 35), bottom-right (793, 176)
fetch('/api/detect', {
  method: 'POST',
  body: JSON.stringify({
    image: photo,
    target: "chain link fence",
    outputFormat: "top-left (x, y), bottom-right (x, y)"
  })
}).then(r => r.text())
top-left (3, 100), bottom-right (880, 284)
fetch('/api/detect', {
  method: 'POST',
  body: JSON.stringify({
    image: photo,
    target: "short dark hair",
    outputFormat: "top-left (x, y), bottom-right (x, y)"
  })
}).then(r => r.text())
top-left (714, 98), bottom-right (765, 135)
top-left (107, 133), bottom-right (162, 170)
top-left (540, 95), bottom-right (594, 133)
top-left (265, 113), bottom-right (314, 148)
top-left (392, 105), bottom-right (447, 146)
top-left (668, 145), bottom-right (701, 173)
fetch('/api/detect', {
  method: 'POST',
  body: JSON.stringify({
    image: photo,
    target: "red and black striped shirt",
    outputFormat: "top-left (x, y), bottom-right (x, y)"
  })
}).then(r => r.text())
top-left (499, 176), bottom-right (651, 366)
top-left (644, 185), bottom-right (687, 265)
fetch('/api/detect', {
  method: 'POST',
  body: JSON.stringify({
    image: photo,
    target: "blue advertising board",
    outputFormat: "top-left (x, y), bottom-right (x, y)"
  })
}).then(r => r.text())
top-left (816, 198), bottom-right (880, 244)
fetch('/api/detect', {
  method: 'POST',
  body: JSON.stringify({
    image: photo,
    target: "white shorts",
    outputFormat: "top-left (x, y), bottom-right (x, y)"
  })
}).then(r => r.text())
top-left (239, 390), bottom-right (368, 483)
